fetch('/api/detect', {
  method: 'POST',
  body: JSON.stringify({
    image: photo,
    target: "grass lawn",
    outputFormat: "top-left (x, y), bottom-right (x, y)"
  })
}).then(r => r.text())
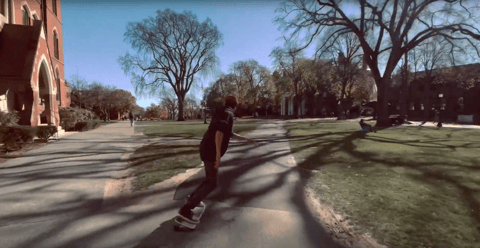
top-left (129, 119), bottom-right (261, 190)
top-left (285, 120), bottom-right (480, 248)
top-left (135, 118), bottom-right (261, 138)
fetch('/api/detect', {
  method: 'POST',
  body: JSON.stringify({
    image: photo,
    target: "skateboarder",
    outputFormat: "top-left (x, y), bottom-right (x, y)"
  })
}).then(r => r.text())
top-left (177, 95), bottom-right (257, 224)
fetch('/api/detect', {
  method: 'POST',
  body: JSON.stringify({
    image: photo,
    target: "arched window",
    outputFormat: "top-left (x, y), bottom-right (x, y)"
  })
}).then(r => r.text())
top-left (0, 0), bottom-right (5, 17)
top-left (22, 5), bottom-right (30, 26)
top-left (56, 69), bottom-right (61, 104)
top-left (52, 0), bottom-right (57, 16)
top-left (54, 31), bottom-right (59, 59)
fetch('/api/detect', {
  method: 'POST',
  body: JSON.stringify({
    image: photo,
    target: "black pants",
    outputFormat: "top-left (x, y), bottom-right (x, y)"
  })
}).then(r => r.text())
top-left (183, 160), bottom-right (218, 210)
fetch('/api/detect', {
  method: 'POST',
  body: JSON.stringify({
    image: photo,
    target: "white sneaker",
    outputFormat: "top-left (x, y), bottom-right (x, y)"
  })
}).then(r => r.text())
top-left (185, 195), bottom-right (205, 208)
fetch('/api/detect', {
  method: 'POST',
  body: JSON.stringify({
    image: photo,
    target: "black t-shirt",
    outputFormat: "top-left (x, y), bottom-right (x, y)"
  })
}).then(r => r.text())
top-left (199, 107), bottom-right (235, 162)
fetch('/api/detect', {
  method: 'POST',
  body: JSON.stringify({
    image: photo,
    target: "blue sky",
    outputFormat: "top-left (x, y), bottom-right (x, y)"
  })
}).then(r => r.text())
top-left (62, 0), bottom-right (317, 109)
top-left (62, 1), bottom-right (480, 109)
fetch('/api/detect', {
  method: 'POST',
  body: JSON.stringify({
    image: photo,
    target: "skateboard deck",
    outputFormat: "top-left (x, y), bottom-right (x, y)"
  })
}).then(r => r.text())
top-left (174, 204), bottom-right (206, 231)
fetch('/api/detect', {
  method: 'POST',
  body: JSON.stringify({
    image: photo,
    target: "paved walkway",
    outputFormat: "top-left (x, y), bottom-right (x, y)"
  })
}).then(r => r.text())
top-left (406, 121), bottom-right (480, 129)
top-left (5, 118), bottom-right (475, 247)
top-left (167, 121), bottom-right (343, 248)
top-left (0, 120), bottom-right (345, 248)
top-left (0, 121), bottom-right (145, 248)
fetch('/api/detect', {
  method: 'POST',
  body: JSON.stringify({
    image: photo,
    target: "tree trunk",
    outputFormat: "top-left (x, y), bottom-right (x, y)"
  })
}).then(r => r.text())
top-left (177, 96), bottom-right (185, 121)
top-left (293, 95), bottom-right (299, 118)
top-left (399, 78), bottom-right (408, 123)
top-left (376, 80), bottom-right (390, 127)
top-left (423, 99), bottom-right (431, 123)
top-left (399, 74), bottom-right (408, 124)
top-left (422, 80), bottom-right (431, 123)
top-left (319, 96), bottom-right (324, 116)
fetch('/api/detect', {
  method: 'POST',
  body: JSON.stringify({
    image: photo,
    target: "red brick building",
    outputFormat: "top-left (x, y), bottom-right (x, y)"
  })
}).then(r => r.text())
top-left (0, 0), bottom-right (70, 126)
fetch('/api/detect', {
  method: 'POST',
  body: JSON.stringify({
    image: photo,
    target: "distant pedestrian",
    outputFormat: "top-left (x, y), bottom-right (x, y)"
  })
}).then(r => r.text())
top-left (129, 111), bottom-right (134, 127)
top-left (433, 108), bottom-right (439, 125)
top-left (177, 95), bottom-right (257, 224)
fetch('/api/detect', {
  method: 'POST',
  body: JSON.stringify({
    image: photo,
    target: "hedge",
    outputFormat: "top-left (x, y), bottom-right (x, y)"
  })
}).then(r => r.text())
top-left (0, 126), bottom-right (59, 152)
top-left (59, 107), bottom-right (96, 131)
top-left (0, 126), bottom-right (37, 152)
top-left (0, 111), bottom-right (20, 126)
top-left (74, 121), bottom-right (102, 132)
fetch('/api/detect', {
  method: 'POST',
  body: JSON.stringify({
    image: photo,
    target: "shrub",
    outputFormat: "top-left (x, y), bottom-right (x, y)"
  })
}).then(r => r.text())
top-left (0, 126), bottom-right (36, 152)
top-left (36, 126), bottom-right (58, 142)
top-left (59, 108), bottom-right (77, 131)
top-left (59, 107), bottom-right (96, 131)
top-left (349, 104), bottom-right (362, 118)
top-left (0, 111), bottom-right (20, 126)
top-left (74, 120), bottom-right (101, 132)
top-left (77, 108), bottom-right (95, 121)
top-left (74, 121), bottom-right (88, 131)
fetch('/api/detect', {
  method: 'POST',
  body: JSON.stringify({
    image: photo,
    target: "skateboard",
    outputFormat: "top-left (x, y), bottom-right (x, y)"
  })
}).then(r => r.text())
top-left (174, 203), bottom-right (206, 231)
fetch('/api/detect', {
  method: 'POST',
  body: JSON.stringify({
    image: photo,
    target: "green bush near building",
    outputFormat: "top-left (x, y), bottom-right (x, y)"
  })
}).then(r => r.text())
top-left (59, 107), bottom-right (97, 131)
top-left (0, 111), bottom-right (20, 127)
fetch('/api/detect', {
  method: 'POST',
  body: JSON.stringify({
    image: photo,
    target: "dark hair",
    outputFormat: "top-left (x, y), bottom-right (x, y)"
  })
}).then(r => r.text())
top-left (225, 95), bottom-right (237, 108)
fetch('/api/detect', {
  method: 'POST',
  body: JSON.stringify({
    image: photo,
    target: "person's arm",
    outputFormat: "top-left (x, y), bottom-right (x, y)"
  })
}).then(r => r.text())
top-left (231, 132), bottom-right (258, 146)
top-left (214, 131), bottom-right (224, 169)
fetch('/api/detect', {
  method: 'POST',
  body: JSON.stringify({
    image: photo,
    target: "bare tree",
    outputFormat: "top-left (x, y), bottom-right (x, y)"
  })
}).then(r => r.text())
top-left (87, 82), bottom-right (118, 121)
top-left (270, 39), bottom-right (305, 117)
top-left (230, 60), bottom-right (271, 117)
top-left (159, 88), bottom-right (178, 120)
top-left (118, 9), bottom-right (223, 121)
top-left (110, 89), bottom-right (137, 117)
top-left (132, 105), bottom-right (146, 118)
top-left (276, 0), bottom-right (480, 126)
top-left (184, 96), bottom-right (199, 120)
top-left (213, 74), bottom-right (238, 98)
top-left (318, 32), bottom-right (364, 118)
top-left (70, 74), bottom-right (89, 108)
top-left (145, 103), bottom-right (164, 119)
top-left (410, 36), bottom-right (452, 123)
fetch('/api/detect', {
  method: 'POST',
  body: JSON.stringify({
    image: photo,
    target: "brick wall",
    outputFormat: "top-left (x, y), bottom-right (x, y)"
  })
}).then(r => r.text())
top-left (0, 0), bottom-right (69, 125)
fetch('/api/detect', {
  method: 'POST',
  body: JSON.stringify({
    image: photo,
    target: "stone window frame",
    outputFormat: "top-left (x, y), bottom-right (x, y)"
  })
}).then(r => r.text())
top-left (53, 30), bottom-right (59, 59)
top-left (22, 4), bottom-right (31, 26)
top-left (52, 0), bottom-right (57, 16)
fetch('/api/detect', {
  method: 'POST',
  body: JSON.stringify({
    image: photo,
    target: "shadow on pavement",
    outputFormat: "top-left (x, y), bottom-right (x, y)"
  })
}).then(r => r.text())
top-left (168, 125), bottom-right (346, 248)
